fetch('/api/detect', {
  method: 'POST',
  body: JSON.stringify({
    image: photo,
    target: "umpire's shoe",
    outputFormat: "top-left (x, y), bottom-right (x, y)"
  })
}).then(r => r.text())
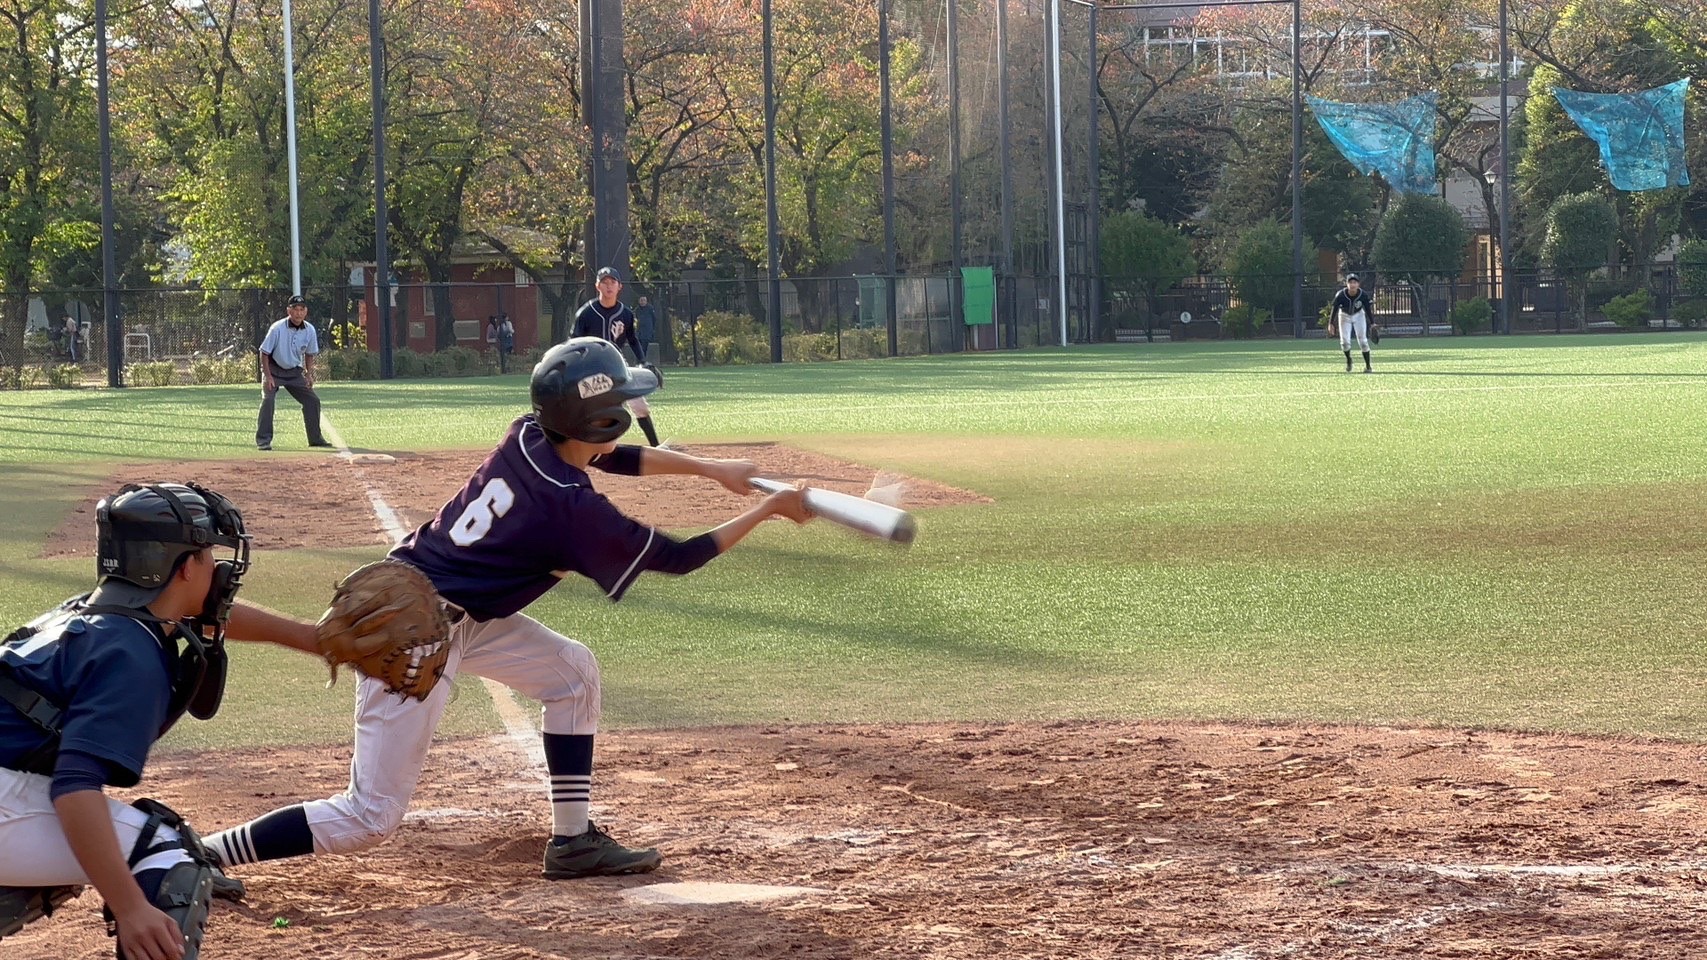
top-left (543, 821), bottom-right (661, 878)
top-left (0, 885), bottom-right (81, 939)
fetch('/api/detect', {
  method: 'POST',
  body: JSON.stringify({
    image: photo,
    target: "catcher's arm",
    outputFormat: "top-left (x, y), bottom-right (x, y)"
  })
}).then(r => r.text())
top-left (224, 600), bottom-right (321, 655)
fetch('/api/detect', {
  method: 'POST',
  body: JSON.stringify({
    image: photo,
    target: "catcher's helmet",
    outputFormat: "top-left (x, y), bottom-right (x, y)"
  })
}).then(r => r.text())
top-left (531, 337), bottom-right (660, 443)
top-left (88, 482), bottom-right (250, 618)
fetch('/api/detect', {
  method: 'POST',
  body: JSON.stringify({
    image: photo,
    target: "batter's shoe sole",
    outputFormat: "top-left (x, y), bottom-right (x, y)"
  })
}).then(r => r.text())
top-left (0, 885), bottom-right (82, 939)
top-left (543, 822), bottom-right (662, 878)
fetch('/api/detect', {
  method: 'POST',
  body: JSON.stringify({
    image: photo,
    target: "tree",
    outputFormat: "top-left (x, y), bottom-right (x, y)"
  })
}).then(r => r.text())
top-left (1099, 210), bottom-right (1195, 323)
top-left (1540, 190), bottom-right (1617, 328)
top-left (1223, 218), bottom-right (1294, 316)
top-left (0, 0), bottom-right (99, 369)
top-left (1372, 194), bottom-right (1469, 284)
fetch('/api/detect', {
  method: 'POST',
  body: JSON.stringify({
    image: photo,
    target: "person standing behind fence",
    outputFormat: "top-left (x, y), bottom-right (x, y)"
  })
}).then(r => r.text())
top-left (634, 296), bottom-right (658, 361)
top-left (62, 315), bottom-right (79, 364)
top-left (1331, 273), bottom-right (1376, 374)
top-left (486, 313), bottom-right (516, 374)
top-left (574, 268), bottom-right (662, 447)
top-left (256, 295), bottom-right (332, 451)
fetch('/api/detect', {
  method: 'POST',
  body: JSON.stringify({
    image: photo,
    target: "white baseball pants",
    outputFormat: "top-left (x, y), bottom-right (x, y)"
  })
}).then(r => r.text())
top-left (1338, 310), bottom-right (1370, 351)
top-left (302, 612), bottom-right (600, 855)
top-left (0, 767), bottom-right (193, 886)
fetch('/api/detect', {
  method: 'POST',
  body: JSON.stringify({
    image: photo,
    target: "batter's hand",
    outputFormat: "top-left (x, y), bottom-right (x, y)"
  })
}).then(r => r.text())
top-left (764, 484), bottom-right (814, 525)
top-left (114, 903), bottom-right (186, 960)
top-left (704, 458), bottom-right (760, 496)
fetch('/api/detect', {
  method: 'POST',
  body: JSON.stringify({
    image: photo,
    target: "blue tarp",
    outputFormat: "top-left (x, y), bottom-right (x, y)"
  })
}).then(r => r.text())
top-left (1553, 79), bottom-right (1691, 192)
top-left (1306, 93), bottom-right (1438, 195)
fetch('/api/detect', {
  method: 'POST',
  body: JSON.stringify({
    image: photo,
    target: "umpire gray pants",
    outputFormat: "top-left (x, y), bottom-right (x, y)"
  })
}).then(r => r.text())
top-left (257, 358), bottom-right (326, 447)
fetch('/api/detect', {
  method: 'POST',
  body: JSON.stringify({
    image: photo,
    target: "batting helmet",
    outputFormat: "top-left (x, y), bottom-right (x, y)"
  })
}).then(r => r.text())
top-left (88, 482), bottom-right (250, 619)
top-left (531, 337), bottom-right (660, 443)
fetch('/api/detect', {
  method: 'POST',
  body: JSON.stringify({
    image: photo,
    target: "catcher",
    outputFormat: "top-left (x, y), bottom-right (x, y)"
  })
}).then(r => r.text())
top-left (204, 337), bottom-right (815, 880)
top-left (0, 483), bottom-right (327, 959)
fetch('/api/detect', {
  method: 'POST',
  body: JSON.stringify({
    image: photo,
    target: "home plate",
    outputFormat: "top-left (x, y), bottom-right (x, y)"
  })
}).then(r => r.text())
top-left (620, 882), bottom-right (827, 906)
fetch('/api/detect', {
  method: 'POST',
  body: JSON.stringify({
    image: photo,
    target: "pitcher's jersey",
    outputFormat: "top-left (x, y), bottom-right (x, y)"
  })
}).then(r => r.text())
top-left (0, 604), bottom-right (174, 785)
top-left (389, 415), bottom-right (666, 620)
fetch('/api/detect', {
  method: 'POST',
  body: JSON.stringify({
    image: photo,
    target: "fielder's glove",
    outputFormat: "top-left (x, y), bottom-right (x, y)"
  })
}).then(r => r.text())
top-left (1370, 323), bottom-right (1382, 345)
top-left (316, 560), bottom-right (452, 700)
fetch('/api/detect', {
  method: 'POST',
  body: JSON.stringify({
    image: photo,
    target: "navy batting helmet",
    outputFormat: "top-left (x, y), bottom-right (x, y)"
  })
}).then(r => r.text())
top-left (531, 337), bottom-right (660, 443)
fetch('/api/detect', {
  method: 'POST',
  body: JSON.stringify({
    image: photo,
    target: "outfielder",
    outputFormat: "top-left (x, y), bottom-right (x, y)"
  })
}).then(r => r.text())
top-left (574, 267), bottom-right (662, 446)
top-left (204, 338), bottom-right (815, 880)
top-left (0, 483), bottom-right (320, 959)
top-left (1331, 272), bottom-right (1377, 373)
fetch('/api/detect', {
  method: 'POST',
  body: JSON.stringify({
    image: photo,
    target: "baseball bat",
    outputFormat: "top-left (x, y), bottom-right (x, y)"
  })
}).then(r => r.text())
top-left (749, 477), bottom-right (917, 546)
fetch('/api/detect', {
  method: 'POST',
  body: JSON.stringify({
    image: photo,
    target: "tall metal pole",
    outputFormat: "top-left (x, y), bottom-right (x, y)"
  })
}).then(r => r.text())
top-left (1498, 0), bottom-right (1512, 334)
top-left (996, 0), bottom-right (1016, 348)
top-left (283, 0), bottom-right (302, 296)
top-left (1048, 0), bottom-right (1069, 346)
top-left (1289, 0), bottom-right (1305, 337)
top-left (763, 0), bottom-right (784, 362)
top-left (96, 0), bottom-right (121, 387)
top-left (880, 0), bottom-right (899, 357)
top-left (1087, 1), bottom-right (1101, 341)
top-left (948, 0), bottom-right (964, 347)
top-left (370, 0), bottom-right (393, 378)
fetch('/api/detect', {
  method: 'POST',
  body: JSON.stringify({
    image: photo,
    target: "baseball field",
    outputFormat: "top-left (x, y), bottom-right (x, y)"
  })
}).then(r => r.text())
top-left (5, 333), bottom-right (1707, 957)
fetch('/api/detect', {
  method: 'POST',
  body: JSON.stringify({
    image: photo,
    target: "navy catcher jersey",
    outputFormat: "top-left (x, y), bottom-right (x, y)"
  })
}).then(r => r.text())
top-left (0, 607), bottom-right (174, 785)
top-left (389, 415), bottom-right (666, 620)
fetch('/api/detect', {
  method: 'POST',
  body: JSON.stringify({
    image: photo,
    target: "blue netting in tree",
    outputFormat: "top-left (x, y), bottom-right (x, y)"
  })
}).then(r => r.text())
top-left (1553, 79), bottom-right (1692, 192)
top-left (1306, 93), bottom-right (1438, 195)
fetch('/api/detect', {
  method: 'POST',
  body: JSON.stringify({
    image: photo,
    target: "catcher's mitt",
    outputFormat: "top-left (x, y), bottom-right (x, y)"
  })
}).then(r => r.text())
top-left (316, 560), bottom-right (452, 700)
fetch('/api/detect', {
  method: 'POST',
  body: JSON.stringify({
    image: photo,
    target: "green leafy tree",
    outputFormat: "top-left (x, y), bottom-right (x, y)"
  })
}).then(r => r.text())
top-left (0, 0), bottom-right (99, 367)
top-left (1540, 191), bottom-right (1617, 328)
top-left (1372, 195), bottom-right (1469, 284)
top-left (1099, 210), bottom-right (1196, 323)
top-left (1223, 218), bottom-right (1294, 317)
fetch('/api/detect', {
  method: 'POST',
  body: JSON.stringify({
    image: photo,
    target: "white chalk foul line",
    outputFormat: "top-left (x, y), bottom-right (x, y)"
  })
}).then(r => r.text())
top-left (327, 415), bottom-right (546, 775)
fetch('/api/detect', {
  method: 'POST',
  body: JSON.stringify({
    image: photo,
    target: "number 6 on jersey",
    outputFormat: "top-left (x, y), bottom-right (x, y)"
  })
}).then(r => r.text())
top-left (449, 479), bottom-right (515, 546)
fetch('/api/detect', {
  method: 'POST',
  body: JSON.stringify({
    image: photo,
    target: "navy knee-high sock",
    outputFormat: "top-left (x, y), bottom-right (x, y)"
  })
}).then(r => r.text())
top-left (544, 733), bottom-right (594, 841)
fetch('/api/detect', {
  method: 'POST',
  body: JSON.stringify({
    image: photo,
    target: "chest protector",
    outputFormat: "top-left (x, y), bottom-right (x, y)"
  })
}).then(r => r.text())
top-left (0, 601), bottom-right (222, 776)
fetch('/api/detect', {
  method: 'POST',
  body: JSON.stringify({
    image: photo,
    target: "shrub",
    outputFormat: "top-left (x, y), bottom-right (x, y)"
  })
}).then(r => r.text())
top-left (1449, 298), bottom-right (1493, 335)
top-left (392, 348), bottom-right (425, 378)
top-left (43, 364), bottom-right (82, 389)
top-left (126, 361), bottom-right (178, 387)
top-left (0, 365), bottom-right (43, 390)
top-left (1677, 238), bottom-right (1707, 298)
top-left (1673, 299), bottom-right (1707, 329)
top-left (1221, 305), bottom-right (1271, 339)
top-left (192, 357), bottom-right (253, 384)
top-left (439, 345), bottom-right (483, 376)
top-left (1601, 288), bottom-right (1653, 329)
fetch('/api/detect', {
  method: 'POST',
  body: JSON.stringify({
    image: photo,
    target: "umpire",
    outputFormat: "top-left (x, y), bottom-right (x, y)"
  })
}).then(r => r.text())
top-left (256, 294), bottom-right (333, 451)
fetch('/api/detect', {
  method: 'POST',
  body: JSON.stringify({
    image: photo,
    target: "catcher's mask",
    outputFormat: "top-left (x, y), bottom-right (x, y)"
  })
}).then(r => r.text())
top-left (87, 482), bottom-right (251, 721)
top-left (530, 337), bottom-right (660, 444)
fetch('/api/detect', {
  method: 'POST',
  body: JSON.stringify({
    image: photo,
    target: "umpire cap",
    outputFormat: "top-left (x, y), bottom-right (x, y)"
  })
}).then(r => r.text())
top-left (531, 338), bottom-right (659, 444)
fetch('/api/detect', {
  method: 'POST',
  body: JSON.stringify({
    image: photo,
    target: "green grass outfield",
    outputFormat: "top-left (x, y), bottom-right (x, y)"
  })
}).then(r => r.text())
top-left (3, 333), bottom-right (1706, 749)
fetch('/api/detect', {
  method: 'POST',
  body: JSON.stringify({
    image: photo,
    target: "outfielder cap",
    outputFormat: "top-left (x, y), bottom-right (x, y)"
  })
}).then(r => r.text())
top-left (1345, 273), bottom-right (1360, 282)
top-left (286, 294), bottom-right (306, 306)
top-left (595, 267), bottom-right (621, 282)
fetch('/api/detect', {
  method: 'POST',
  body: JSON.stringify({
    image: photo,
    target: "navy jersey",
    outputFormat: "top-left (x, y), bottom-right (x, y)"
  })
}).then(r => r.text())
top-left (389, 415), bottom-right (667, 620)
top-left (1332, 287), bottom-right (1376, 319)
top-left (573, 299), bottom-right (645, 362)
top-left (0, 605), bottom-right (175, 786)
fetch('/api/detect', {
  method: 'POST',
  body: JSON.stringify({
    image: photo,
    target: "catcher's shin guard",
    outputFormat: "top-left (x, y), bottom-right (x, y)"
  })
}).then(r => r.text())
top-left (0, 884), bottom-right (82, 939)
top-left (106, 799), bottom-right (218, 959)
